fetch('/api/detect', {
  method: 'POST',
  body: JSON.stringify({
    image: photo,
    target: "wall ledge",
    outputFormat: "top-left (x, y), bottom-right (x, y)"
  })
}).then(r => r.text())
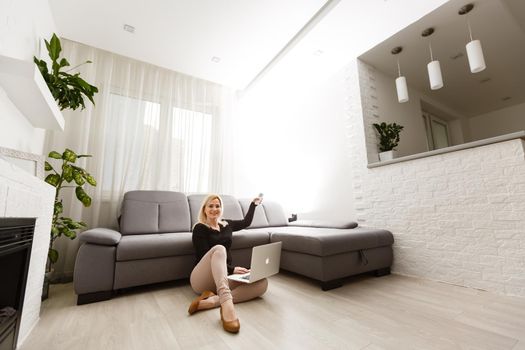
top-left (0, 55), bottom-right (64, 131)
top-left (368, 131), bottom-right (525, 168)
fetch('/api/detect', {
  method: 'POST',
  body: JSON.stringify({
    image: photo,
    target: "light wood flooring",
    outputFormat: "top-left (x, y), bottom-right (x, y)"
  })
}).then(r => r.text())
top-left (19, 272), bottom-right (525, 350)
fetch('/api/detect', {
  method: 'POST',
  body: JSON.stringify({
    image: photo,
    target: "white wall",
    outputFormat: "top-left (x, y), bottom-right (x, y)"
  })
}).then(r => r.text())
top-left (234, 66), bottom-right (355, 220)
top-left (468, 102), bottom-right (525, 141)
top-left (0, 0), bottom-right (57, 154)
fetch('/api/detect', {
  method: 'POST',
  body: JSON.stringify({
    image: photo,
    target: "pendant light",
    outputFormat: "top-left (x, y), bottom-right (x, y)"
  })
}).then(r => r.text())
top-left (391, 46), bottom-right (409, 103)
top-left (421, 27), bottom-right (443, 90)
top-left (459, 3), bottom-right (486, 73)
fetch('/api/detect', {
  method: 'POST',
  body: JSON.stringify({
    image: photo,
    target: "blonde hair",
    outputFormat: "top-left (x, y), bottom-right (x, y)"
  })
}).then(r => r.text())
top-left (197, 194), bottom-right (228, 228)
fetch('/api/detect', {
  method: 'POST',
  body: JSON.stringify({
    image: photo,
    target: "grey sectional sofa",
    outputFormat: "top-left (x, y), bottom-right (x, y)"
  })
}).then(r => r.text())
top-left (74, 191), bottom-right (393, 305)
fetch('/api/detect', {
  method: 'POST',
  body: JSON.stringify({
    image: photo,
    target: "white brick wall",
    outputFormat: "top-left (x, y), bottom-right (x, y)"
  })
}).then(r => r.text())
top-left (0, 157), bottom-right (54, 346)
top-left (345, 60), bottom-right (525, 297)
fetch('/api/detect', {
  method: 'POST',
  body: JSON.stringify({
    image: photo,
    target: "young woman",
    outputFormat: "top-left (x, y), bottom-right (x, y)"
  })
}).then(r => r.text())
top-left (188, 194), bottom-right (268, 333)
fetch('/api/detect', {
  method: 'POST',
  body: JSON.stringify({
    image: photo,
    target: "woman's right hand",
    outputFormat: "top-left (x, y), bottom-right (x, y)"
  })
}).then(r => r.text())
top-left (253, 196), bottom-right (263, 206)
top-left (233, 266), bottom-right (250, 274)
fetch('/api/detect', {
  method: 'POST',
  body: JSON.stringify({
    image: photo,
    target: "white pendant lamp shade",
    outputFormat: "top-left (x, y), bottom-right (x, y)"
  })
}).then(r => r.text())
top-left (459, 4), bottom-right (486, 73)
top-left (421, 28), bottom-right (443, 90)
top-left (427, 60), bottom-right (443, 90)
top-left (466, 39), bottom-right (486, 73)
top-left (395, 76), bottom-right (409, 103)
top-left (392, 46), bottom-right (408, 103)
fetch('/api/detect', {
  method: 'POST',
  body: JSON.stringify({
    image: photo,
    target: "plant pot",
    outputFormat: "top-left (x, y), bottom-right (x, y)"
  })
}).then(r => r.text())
top-left (41, 268), bottom-right (54, 301)
top-left (379, 150), bottom-right (397, 161)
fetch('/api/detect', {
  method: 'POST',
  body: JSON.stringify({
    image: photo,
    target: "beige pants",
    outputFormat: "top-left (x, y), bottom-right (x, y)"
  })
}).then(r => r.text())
top-left (190, 245), bottom-right (268, 304)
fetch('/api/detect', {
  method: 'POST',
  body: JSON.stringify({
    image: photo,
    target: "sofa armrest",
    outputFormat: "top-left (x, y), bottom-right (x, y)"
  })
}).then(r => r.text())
top-left (289, 219), bottom-right (358, 229)
top-left (79, 228), bottom-right (122, 246)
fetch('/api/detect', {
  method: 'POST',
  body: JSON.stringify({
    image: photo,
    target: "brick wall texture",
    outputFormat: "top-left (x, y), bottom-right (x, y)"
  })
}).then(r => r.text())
top-left (344, 59), bottom-right (525, 297)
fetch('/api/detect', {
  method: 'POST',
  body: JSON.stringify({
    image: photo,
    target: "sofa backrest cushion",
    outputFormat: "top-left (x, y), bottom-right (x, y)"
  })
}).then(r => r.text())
top-left (188, 194), bottom-right (244, 227)
top-left (120, 191), bottom-right (191, 235)
top-left (239, 199), bottom-right (269, 228)
top-left (262, 201), bottom-right (288, 227)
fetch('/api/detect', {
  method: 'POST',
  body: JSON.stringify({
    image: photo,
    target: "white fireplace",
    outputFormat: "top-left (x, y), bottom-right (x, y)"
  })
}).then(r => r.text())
top-left (0, 148), bottom-right (54, 347)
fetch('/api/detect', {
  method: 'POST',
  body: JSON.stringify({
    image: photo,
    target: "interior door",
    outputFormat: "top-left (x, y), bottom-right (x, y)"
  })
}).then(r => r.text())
top-left (422, 111), bottom-right (450, 150)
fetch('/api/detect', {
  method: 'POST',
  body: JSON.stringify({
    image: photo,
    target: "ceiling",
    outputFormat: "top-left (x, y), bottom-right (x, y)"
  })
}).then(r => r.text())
top-left (359, 0), bottom-right (525, 118)
top-left (48, 0), bottom-right (328, 89)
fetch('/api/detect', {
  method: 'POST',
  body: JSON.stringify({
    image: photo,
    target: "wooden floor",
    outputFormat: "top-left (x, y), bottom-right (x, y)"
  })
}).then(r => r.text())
top-left (19, 272), bottom-right (525, 350)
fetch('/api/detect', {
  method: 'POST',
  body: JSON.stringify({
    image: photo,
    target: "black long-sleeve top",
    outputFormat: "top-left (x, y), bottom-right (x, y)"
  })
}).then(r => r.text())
top-left (192, 202), bottom-right (256, 274)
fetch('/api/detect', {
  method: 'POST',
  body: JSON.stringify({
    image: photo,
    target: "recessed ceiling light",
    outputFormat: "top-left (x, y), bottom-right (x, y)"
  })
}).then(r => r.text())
top-left (211, 56), bottom-right (221, 63)
top-left (123, 24), bottom-right (135, 33)
top-left (502, 96), bottom-right (512, 101)
top-left (480, 77), bottom-right (491, 83)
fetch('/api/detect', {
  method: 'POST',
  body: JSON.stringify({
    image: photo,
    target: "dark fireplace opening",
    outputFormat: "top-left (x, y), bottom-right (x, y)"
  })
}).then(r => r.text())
top-left (0, 218), bottom-right (35, 350)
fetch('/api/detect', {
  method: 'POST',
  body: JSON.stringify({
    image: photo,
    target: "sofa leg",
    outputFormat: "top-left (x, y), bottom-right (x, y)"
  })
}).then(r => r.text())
top-left (374, 267), bottom-right (391, 277)
top-left (77, 291), bottom-right (113, 305)
top-left (321, 279), bottom-right (343, 291)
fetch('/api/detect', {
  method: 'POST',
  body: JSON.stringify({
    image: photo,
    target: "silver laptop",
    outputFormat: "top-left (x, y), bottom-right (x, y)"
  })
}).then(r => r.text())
top-left (227, 241), bottom-right (282, 284)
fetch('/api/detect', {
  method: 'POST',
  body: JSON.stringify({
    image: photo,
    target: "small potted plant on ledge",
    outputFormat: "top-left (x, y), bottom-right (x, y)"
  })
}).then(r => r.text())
top-left (373, 122), bottom-right (404, 161)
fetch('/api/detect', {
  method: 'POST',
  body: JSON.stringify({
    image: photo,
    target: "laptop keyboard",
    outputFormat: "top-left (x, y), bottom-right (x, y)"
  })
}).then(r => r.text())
top-left (240, 274), bottom-right (250, 280)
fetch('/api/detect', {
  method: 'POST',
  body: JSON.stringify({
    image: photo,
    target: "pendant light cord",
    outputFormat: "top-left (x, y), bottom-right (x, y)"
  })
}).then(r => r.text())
top-left (428, 40), bottom-right (434, 61)
top-left (466, 16), bottom-right (474, 41)
top-left (397, 58), bottom-right (401, 77)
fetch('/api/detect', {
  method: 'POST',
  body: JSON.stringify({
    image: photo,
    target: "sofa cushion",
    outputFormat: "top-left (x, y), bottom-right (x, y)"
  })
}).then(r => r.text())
top-left (270, 227), bottom-right (393, 257)
top-left (262, 201), bottom-right (288, 227)
top-left (188, 194), bottom-right (244, 227)
top-left (290, 219), bottom-right (358, 229)
top-left (116, 232), bottom-right (194, 261)
top-left (239, 199), bottom-right (269, 228)
top-left (231, 229), bottom-right (271, 250)
top-left (120, 191), bottom-right (191, 235)
top-left (80, 228), bottom-right (121, 246)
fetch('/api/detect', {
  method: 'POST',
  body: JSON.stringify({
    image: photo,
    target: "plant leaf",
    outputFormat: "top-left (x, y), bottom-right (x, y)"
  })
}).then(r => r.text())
top-left (48, 33), bottom-right (62, 61)
top-left (73, 170), bottom-right (85, 186)
top-left (75, 186), bottom-right (92, 207)
top-left (66, 220), bottom-right (84, 230)
top-left (45, 161), bottom-right (53, 171)
top-left (63, 164), bottom-right (74, 182)
top-left (45, 174), bottom-right (60, 187)
top-left (59, 58), bottom-right (70, 68)
top-left (48, 151), bottom-right (62, 159)
top-left (84, 173), bottom-right (97, 186)
top-left (54, 201), bottom-right (63, 216)
top-left (51, 226), bottom-right (59, 238)
top-left (48, 248), bottom-right (59, 264)
top-left (62, 148), bottom-right (77, 163)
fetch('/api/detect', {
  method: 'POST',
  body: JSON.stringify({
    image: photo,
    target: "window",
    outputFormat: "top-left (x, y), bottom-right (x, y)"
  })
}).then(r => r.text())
top-left (101, 93), bottom-right (212, 194)
top-left (170, 107), bottom-right (212, 192)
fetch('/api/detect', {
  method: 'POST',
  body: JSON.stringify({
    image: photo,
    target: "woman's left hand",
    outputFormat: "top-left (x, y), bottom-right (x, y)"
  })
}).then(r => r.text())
top-left (233, 266), bottom-right (250, 274)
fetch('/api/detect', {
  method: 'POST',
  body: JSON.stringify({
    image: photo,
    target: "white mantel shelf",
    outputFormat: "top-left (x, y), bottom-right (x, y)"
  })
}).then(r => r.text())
top-left (0, 55), bottom-right (64, 130)
top-left (369, 131), bottom-right (525, 168)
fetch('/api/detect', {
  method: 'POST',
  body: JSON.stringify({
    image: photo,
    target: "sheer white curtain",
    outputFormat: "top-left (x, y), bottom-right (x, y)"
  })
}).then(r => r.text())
top-left (46, 40), bottom-right (238, 277)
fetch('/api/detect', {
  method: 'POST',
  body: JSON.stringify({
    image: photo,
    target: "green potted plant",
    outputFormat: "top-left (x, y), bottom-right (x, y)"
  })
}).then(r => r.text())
top-left (372, 122), bottom-right (404, 161)
top-left (34, 33), bottom-right (98, 111)
top-left (34, 33), bottom-right (99, 299)
top-left (42, 149), bottom-right (97, 299)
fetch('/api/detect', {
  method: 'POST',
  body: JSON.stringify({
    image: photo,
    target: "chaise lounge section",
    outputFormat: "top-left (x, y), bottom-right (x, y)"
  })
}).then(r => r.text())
top-left (74, 191), bottom-right (394, 304)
